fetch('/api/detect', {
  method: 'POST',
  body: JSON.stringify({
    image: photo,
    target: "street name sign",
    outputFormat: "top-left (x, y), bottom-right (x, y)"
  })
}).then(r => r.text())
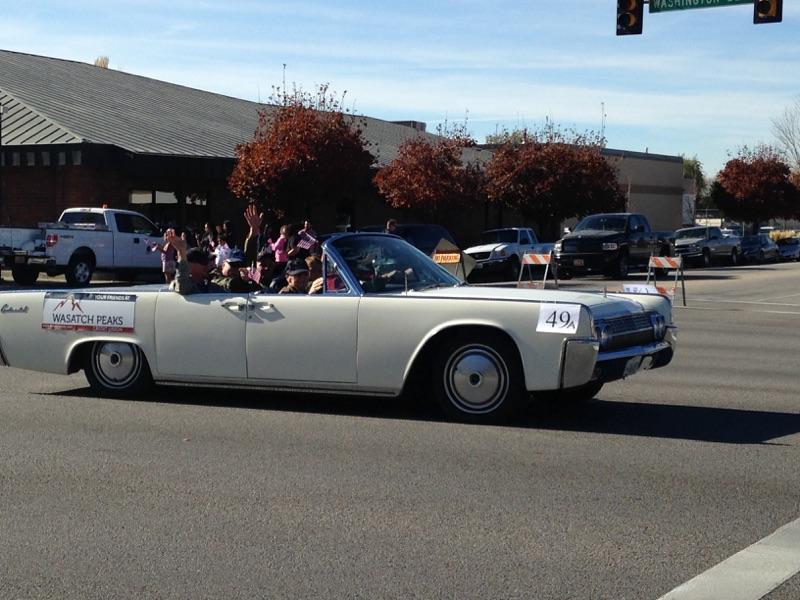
top-left (649, 0), bottom-right (751, 13)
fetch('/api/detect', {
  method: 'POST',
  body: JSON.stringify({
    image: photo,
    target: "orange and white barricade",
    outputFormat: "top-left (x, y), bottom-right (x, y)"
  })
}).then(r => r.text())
top-left (645, 255), bottom-right (686, 306)
top-left (518, 251), bottom-right (558, 289)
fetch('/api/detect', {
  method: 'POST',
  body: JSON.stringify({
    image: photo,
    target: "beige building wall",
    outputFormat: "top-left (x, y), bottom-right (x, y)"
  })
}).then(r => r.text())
top-left (607, 150), bottom-right (685, 231)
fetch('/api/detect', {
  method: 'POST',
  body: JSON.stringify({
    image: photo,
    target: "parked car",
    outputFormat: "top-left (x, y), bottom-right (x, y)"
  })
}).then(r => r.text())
top-left (358, 224), bottom-right (456, 255)
top-left (554, 213), bottom-right (673, 279)
top-left (673, 226), bottom-right (741, 267)
top-left (740, 234), bottom-right (779, 264)
top-left (463, 227), bottom-right (553, 280)
top-left (0, 233), bottom-right (676, 424)
top-left (0, 207), bottom-right (164, 286)
top-left (776, 237), bottom-right (800, 261)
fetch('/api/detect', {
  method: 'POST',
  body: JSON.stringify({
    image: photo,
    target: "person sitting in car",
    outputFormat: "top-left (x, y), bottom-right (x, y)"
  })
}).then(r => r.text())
top-left (167, 230), bottom-right (225, 295)
top-left (279, 259), bottom-right (324, 294)
top-left (212, 250), bottom-right (262, 293)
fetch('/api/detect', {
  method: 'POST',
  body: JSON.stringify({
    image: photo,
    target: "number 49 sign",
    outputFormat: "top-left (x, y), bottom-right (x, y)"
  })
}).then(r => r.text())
top-left (536, 303), bottom-right (581, 334)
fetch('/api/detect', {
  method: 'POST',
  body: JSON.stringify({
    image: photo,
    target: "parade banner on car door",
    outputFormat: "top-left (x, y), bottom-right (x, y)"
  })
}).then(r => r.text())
top-left (42, 292), bottom-right (136, 333)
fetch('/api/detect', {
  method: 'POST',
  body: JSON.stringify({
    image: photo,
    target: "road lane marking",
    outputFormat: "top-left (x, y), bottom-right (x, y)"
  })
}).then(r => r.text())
top-left (675, 306), bottom-right (800, 316)
top-left (658, 516), bottom-right (800, 600)
top-left (754, 292), bottom-right (800, 302)
top-left (689, 298), bottom-right (800, 307)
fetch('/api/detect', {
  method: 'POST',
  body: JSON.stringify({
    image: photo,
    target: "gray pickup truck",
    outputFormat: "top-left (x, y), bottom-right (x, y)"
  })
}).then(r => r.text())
top-left (673, 226), bottom-right (741, 267)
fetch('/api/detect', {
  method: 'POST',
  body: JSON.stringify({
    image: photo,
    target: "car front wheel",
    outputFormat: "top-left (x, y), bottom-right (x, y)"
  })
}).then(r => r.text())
top-left (84, 341), bottom-right (153, 398)
top-left (433, 332), bottom-right (525, 423)
top-left (730, 248), bottom-right (738, 266)
top-left (614, 253), bottom-right (629, 279)
top-left (701, 249), bottom-right (711, 268)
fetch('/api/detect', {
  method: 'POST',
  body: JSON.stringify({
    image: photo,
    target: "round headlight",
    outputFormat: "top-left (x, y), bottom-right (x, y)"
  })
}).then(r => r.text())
top-left (595, 322), bottom-right (612, 349)
top-left (649, 313), bottom-right (666, 340)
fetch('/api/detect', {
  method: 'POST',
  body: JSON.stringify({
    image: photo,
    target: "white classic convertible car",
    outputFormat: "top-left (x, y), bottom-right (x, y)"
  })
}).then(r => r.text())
top-left (0, 233), bottom-right (676, 423)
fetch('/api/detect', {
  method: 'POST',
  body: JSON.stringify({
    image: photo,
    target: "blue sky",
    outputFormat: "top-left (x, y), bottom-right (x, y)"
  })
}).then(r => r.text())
top-left (1, 0), bottom-right (798, 175)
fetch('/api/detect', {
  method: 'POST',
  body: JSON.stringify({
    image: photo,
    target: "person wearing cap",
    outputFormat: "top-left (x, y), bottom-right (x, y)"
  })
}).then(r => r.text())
top-left (166, 230), bottom-right (225, 295)
top-left (279, 259), bottom-right (310, 294)
top-left (212, 249), bottom-right (262, 293)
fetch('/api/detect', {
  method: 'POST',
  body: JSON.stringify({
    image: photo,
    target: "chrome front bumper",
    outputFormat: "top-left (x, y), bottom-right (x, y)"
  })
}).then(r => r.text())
top-left (560, 326), bottom-right (677, 388)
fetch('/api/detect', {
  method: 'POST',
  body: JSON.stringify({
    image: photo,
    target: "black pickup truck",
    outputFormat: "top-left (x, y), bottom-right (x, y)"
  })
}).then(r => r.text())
top-left (554, 213), bottom-right (673, 279)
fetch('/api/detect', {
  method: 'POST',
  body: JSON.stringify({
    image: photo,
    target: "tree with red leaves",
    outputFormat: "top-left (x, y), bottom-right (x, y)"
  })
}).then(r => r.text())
top-left (710, 145), bottom-right (800, 232)
top-left (484, 124), bottom-right (625, 240)
top-left (229, 85), bottom-right (375, 221)
top-left (373, 124), bottom-right (484, 221)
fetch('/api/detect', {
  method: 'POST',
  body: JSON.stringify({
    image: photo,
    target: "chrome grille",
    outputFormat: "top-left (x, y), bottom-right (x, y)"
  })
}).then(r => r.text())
top-left (600, 313), bottom-right (655, 351)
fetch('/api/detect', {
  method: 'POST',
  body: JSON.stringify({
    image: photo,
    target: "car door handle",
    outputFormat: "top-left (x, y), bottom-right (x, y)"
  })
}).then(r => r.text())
top-left (221, 300), bottom-right (247, 312)
top-left (252, 301), bottom-right (274, 311)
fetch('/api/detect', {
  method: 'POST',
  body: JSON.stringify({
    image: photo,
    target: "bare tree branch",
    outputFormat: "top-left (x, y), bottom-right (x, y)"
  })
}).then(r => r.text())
top-left (772, 97), bottom-right (800, 171)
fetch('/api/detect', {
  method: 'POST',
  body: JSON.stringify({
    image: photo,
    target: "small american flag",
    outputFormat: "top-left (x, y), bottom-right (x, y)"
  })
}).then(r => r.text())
top-left (296, 232), bottom-right (317, 251)
top-left (248, 266), bottom-right (262, 285)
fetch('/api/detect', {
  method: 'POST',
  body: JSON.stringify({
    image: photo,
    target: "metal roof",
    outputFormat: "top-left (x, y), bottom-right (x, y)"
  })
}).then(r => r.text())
top-left (0, 49), bottom-right (438, 165)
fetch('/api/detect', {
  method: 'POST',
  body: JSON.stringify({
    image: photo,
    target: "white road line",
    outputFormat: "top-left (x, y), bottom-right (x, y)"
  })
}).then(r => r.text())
top-left (754, 292), bottom-right (800, 302)
top-left (658, 516), bottom-right (800, 600)
top-left (676, 306), bottom-right (800, 316)
top-left (690, 298), bottom-right (800, 308)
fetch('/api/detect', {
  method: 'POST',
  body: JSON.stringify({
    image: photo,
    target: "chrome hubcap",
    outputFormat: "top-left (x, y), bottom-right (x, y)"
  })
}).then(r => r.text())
top-left (92, 342), bottom-right (140, 389)
top-left (444, 345), bottom-right (508, 414)
top-left (75, 262), bottom-right (91, 282)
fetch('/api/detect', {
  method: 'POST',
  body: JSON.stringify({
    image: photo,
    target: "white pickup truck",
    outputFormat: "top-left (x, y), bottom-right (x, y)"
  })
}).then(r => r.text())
top-left (0, 208), bottom-right (164, 286)
top-left (463, 227), bottom-right (554, 280)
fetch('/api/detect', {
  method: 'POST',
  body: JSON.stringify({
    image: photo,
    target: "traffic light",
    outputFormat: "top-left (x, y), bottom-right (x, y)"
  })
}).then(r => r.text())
top-left (617, 0), bottom-right (644, 36)
top-left (753, 0), bottom-right (782, 23)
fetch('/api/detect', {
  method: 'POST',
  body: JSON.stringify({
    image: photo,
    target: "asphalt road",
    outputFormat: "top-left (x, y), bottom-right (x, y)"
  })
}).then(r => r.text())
top-left (1, 262), bottom-right (799, 599)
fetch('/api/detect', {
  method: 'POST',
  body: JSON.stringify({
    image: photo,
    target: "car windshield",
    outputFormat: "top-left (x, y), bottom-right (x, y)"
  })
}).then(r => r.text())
top-left (329, 234), bottom-right (461, 294)
top-left (480, 230), bottom-right (518, 244)
top-left (573, 215), bottom-right (627, 232)
top-left (676, 228), bottom-right (707, 240)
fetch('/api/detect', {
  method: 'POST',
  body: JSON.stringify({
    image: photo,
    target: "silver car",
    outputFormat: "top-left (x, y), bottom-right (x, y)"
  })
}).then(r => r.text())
top-left (673, 226), bottom-right (741, 267)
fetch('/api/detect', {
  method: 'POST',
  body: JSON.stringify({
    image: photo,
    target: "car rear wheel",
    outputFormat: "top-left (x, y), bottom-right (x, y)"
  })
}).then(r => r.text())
top-left (84, 341), bottom-right (153, 398)
top-left (66, 253), bottom-right (95, 286)
top-left (433, 332), bottom-right (525, 423)
top-left (11, 265), bottom-right (39, 285)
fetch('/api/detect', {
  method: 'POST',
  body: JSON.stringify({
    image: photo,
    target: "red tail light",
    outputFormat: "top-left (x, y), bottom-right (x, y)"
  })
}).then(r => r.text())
top-left (46, 234), bottom-right (59, 247)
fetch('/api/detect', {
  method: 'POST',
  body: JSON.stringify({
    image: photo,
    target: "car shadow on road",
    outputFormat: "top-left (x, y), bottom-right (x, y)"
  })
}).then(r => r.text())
top-left (527, 399), bottom-right (800, 445)
top-left (45, 385), bottom-right (800, 445)
top-left (45, 384), bottom-right (445, 422)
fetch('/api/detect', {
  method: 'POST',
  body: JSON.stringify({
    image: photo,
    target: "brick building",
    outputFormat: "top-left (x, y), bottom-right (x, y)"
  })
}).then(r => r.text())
top-left (0, 49), bottom-right (686, 245)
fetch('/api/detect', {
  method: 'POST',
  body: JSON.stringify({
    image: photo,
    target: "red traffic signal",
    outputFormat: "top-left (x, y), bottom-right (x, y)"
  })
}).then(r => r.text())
top-left (617, 0), bottom-right (644, 36)
top-left (753, 0), bottom-right (782, 23)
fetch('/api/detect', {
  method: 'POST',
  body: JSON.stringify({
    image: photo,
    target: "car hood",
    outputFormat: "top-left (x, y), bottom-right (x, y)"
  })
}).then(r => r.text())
top-left (406, 285), bottom-right (658, 318)
top-left (563, 230), bottom-right (624, 241)
top-left (464, 243), bottom-right (508, 254)
top-left (675, 237), bottom-right (704, 246)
